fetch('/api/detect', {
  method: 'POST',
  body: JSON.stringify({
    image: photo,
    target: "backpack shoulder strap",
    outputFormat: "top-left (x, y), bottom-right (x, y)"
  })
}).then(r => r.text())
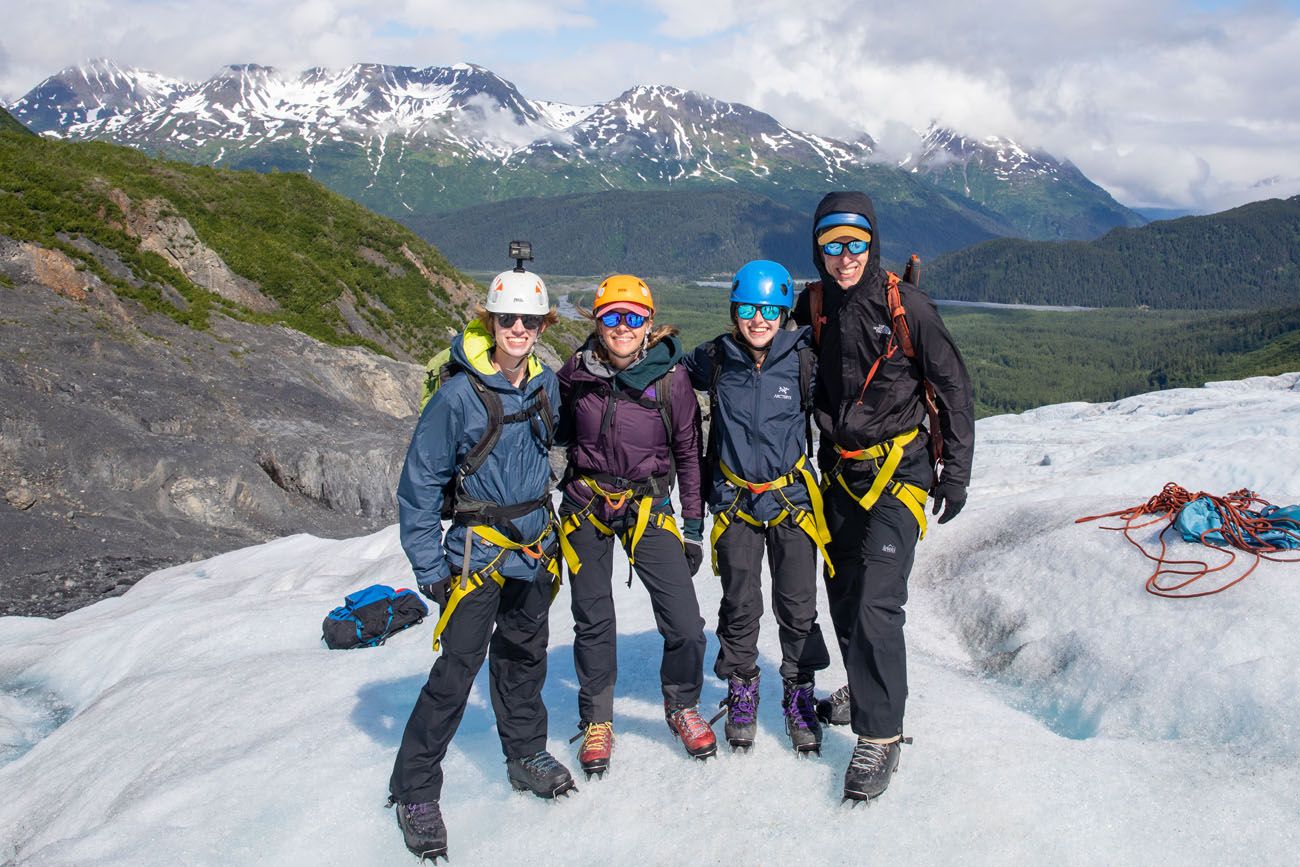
top-left (885, 272), bottom-right (915, 359)
top-left (883, 271), bottom-right (945, 477)
top-left (655, 367), bottom-right (677, 447)
top-left (456, 371), bottom-right (504, 479)
top-left (805, 281), bottom-right (825, 348)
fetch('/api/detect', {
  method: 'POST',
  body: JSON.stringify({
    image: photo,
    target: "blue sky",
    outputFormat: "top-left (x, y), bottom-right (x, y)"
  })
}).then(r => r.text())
top-left (2, 0), bottom-right (1298, 211)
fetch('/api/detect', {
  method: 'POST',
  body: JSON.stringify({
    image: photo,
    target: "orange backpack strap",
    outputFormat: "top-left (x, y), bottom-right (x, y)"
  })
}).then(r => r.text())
top-left (885, 272), bottom-right (914, 358)
top-left (885, 269), bottom-right (944, 479)
top-left (805, 280), bottom-right (825, 347)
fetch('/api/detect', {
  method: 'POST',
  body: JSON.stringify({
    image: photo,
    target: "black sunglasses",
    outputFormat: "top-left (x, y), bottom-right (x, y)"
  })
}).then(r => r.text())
top-left (493, 312), bottom-right (545, 330)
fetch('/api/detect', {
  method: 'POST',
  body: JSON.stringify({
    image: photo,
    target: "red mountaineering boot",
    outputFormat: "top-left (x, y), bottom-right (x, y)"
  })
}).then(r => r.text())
top-left (665, 703), bottom-right (718, 760)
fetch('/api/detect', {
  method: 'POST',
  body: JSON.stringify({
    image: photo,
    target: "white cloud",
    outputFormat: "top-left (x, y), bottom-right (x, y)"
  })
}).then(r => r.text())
top-left (2, 0), bottom-right (1299, 212)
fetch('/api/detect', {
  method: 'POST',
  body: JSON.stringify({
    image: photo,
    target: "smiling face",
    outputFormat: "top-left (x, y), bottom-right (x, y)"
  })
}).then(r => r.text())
top-left (596, 310), bottom-right (651, 369)
top-left (735, 307), bottom-right (779, 348)
top-left (821, 234), bottom-right (870, 289)
top-left (491, 312), bottom-right (543, 366)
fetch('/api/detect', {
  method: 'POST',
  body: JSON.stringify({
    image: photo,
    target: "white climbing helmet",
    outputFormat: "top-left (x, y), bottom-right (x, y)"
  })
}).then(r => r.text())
top-left (486, 269), bottom-right (550, 315)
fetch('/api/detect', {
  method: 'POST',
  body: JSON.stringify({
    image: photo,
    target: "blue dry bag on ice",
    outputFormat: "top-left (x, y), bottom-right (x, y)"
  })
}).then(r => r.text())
top-left (1174, 497), bottom-right (1300, 549)
top-left (322, 584), bottom-right (429, 649)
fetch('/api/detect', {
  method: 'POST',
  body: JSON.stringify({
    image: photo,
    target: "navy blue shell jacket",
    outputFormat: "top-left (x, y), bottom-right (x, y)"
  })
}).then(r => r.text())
top-left (397, 319), bottom-right (560, 585)
top-left (684, 326), bottom-right (818, 523)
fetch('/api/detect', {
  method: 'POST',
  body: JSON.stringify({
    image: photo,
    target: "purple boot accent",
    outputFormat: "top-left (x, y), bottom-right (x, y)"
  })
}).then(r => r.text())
top-left (782, 678), bottom-right (823, 754)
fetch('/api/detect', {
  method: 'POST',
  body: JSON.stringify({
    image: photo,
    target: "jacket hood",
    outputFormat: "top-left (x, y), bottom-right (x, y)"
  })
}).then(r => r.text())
top-left (451, 317), bottom-right (545, 390)
top-left (579, 332), bottom-right (686, 392)
top-left (812, 190), bottom-right (882, 294)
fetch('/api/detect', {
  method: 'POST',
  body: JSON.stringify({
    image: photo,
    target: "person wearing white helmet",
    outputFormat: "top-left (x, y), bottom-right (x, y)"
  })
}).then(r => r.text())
top-left (389, 262), bottom-right (572, 862)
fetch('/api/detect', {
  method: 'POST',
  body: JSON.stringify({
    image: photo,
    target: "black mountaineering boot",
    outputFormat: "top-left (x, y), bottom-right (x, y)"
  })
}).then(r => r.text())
top-left (816, 684), bottom-right (852, 726)
top-left (842, 737), bottom-right (901, 803)
top-left (782, 678), bottom-right (822, 754)
top-left (391, 798), bottom-right (448, 863)
top-left (713, 671), bottom-right (760, 750)
top-left (506, 750), bottom-right (578, 799)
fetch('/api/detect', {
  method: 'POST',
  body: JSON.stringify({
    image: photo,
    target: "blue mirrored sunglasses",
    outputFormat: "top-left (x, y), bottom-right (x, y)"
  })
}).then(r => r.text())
top-left (735, 303), bottom-right (783, 321)
top-left (598, 310), bottom-right (647, 328)
top-left (821, 239), bottom-right (870, 257)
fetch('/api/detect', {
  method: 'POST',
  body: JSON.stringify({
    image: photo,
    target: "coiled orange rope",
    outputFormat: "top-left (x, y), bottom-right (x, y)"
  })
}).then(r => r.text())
top-left (1076, 482), bottom-right (1300, 598)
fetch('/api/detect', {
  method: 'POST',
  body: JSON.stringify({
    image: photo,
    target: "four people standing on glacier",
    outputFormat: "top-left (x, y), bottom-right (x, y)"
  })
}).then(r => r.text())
top-left (388, 189), bottom-right (974, 858)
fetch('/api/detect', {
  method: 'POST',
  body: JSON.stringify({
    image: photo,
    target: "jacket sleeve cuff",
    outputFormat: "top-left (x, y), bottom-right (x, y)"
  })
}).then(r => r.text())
top-left (682, 517), bottom-right (704, 542)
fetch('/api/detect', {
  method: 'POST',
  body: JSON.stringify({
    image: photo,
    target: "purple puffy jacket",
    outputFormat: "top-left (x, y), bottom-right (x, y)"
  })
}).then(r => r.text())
top-left (558, 334), bottom-right (703, 524)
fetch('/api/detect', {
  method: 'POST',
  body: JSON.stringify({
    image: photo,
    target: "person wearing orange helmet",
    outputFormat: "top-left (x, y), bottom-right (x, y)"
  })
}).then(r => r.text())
top-left (556, 274), bottom-right (716, 777)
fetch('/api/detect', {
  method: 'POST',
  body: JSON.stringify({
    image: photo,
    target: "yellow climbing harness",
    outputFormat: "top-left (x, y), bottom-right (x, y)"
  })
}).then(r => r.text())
top-left (710, 455), bottom-right (835, 577)
top-left (558, 475), bottom-right (682, 579)
top-left (431, 519), bottom-right (562, 651)
top-left (826, 427), bottom-right (930, 539)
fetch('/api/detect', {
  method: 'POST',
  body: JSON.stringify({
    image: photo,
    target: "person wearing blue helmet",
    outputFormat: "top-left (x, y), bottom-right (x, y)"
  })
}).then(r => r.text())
top-left (684, 260), bottom-right (832, 754)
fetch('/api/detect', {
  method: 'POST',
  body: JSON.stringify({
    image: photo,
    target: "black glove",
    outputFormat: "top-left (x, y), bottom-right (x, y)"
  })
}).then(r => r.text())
top-left (930, 477), bottom-right (968, 525)
top-left (418, 576), bottom-right (450, 608)
top-left (684, 540), bottom-right (705, 576)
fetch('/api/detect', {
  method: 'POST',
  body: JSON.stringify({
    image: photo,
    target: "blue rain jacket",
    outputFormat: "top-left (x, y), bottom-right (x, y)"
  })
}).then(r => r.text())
top-left (397, 319), bottom-right (561, 584)
top-left (684, 326), bottom-right (818, 523)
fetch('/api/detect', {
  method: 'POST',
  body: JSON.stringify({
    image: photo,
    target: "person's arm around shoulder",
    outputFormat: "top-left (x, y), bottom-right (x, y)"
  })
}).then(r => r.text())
top-left (682, 339), bottom-right (716, 392)
top-left (669, 365), bottom-right (706, 574)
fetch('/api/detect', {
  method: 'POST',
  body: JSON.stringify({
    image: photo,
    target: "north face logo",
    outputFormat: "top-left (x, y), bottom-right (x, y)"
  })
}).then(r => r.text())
top-left (774, 385), bottom-right (793, 400)
top-left (874, 324), bottom-right (892, 336)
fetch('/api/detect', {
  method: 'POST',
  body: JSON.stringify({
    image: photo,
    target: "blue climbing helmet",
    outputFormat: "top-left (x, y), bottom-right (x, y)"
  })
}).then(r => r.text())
top-left (730, 260), bottom-right (795, 308)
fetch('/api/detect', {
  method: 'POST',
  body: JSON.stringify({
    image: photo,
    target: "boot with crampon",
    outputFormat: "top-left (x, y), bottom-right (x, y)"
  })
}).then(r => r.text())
top-left (712, 671), bottom-right (760, 750)
top-left (842, 737), bottom-right (901, 802)
top-left (782, 677), bottom-right (822, 754)
top-left (817, 684), bottom-right (851, 726)
top-left (665, 703), bottom-right (718, 760)
top-left (390, 798), bottom-right (448, 863)
top-left (505, 750), bottom-right (577, 799)
top-left (574, 720), bottom-right (613, 779)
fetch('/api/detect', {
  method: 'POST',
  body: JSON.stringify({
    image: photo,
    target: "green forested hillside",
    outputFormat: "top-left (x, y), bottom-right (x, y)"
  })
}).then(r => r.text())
top-left (0, 123), bottom-right (584, 361)
top-left (1, 107), bottom-right (35, 136)
top-left (404, 185), bottom-right (1007, 277)
top-left (926, 196), bottom-right (1300, 309)
top-left (603, 280), bottom-right (1300, 416)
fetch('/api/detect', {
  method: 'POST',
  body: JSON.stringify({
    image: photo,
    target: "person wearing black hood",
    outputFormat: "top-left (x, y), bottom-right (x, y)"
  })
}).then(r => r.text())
top-left (792, 190), bottom-right (975, 802)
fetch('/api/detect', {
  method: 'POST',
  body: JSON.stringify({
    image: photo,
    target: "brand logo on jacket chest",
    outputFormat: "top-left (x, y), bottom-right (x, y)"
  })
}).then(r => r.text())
top-left (873, 324), bottom-right (892, 336)
top-left (774, 385), bottom-right (793, 401)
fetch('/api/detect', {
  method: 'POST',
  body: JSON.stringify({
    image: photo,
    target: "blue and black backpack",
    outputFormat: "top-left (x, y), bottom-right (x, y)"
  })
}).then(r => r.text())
top-left (322, 584), bottom-right (429, 649)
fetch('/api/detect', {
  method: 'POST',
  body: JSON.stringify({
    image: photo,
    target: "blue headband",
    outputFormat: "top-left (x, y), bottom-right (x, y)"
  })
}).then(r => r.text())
top-left (814, 212), bottom-right (873, 235)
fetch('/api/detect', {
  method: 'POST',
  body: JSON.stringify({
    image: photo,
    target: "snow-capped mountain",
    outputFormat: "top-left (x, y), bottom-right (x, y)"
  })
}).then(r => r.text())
top-left (904, 124), bottom-right (1145, 237)
top-left (8, 60), bottom-right (1141, 241)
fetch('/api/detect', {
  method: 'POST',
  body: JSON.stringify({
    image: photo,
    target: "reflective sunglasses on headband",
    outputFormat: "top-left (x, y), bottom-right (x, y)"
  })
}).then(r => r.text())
top-left (821, 239), bottom-right (870, 257)
top-left (735, 303), bottom-right (783, 322)
top-left (493, 312), bottom-right (545, 330)
top-left (598, 310), bottom-right (648, 328)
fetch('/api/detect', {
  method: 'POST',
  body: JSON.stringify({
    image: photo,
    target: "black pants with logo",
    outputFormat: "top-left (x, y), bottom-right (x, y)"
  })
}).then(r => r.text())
top-left (824, 476), bottom-right (921, 740)
top-left (565, 514), bottom-right (706, 723)
top-left (389, 574), bottom-right (551, 804)
top-left (713, 518), bottom-right (830, 682)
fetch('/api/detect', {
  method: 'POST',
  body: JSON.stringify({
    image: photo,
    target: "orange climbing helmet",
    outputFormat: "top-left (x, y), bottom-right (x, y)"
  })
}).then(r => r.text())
top-left (593, 274), bottom-right (654, 316)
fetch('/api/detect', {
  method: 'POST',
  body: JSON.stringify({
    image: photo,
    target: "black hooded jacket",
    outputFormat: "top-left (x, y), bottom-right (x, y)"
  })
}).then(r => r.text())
top-left (792, 191), bottom-right (975, 487)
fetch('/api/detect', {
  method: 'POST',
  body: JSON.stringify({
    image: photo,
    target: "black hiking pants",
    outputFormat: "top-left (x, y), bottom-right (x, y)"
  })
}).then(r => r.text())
top-left (389, 574), bottom-right (551, 804)
top-left (824, 476), bottom-right (921, 740)
top-left (565, 513), bottom-right (706, 723)
top-left (713, 518), bottom-right (830, 682)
